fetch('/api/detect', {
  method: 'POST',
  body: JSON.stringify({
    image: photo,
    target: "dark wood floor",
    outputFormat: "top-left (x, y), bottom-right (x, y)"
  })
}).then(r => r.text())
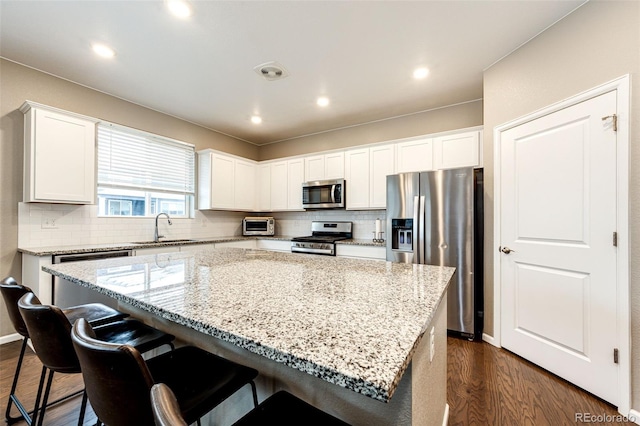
top-left (0, 337), bottom-right (631, 425)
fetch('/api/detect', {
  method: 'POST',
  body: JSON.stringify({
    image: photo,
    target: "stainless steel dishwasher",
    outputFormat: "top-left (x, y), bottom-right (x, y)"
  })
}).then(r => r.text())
top-left (52, 250), bottom-right (132, 308)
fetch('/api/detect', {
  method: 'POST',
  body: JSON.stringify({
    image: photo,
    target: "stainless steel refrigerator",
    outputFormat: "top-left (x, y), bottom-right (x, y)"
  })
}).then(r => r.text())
top-left (386, 167), bottom-right (483, 340)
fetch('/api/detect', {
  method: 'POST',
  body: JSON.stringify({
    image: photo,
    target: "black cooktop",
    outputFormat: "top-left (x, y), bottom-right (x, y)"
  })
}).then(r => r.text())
top-left (291, 235), bottom-right (349, 243)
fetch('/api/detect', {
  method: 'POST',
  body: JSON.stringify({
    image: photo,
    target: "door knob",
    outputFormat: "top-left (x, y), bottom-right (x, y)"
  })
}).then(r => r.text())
top-left (500, 246), bottom-right (515, 254)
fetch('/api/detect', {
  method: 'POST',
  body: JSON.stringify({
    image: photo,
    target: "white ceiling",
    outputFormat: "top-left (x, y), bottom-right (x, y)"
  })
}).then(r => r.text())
top-left (0, 1), bottom-right (585, 145)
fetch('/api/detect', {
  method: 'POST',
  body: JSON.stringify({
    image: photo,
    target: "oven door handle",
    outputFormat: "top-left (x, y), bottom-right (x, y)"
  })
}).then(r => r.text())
top-left (331, 185), bottom-right (336, 203)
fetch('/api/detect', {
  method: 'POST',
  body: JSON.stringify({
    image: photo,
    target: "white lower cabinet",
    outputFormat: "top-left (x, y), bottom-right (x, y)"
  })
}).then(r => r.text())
top-left (215, 240), bottom-right (257, 249)
top-left (256, 239), bottom-right (291, 252)
top-left (335, 245), bottom-right (386, 260)
top-left (133, 247), bottom-right (181, 256)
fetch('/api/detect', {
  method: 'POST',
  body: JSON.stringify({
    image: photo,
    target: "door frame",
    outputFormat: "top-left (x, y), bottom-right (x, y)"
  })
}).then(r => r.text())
top-left (492, 75), bottom-right (630, 414)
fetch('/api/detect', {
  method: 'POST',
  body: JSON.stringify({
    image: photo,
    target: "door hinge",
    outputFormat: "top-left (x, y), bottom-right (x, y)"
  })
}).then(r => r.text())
top-left (602, 114), bottom-right (618, 132)
top-left (614, 348), bottom-right (619, 364)
top-left (613, 231), bottom-right (618, 247)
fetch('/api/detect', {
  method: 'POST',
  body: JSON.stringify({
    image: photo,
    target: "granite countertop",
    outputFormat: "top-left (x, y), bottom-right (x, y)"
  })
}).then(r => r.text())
top-left (19, 236), bottom-right (383, 256)
top-left (43, 248), bottom-right (453, 402)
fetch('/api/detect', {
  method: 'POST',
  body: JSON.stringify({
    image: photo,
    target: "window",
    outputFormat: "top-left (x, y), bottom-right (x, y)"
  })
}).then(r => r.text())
top-left (97, 123), bottom-right (195, 218)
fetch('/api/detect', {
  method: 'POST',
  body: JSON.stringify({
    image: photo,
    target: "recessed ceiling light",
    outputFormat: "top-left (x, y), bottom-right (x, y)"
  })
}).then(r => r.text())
top-left (166, 0), bottom-right (192, 19)
top-left (413, 67), bottom-right (429, 79)
top-left (92, 43), bottom-right (115, 58)
top-left (251, 116), bottom-right (262, 125)
top-left (316, 97), bottom-right (330, 107)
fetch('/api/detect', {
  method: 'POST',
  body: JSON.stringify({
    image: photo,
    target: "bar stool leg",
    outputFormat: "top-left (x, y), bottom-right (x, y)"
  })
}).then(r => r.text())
top-left (4, 337), bottom-right (31, 425)
top-left (30, 366), bottom-right (48, 426)
top-left (249, 381), bottom-right (258, 408)
top-left (36, 369), bottom-right (55, 426)
top-left (77, 391), bottom-right (88, 426)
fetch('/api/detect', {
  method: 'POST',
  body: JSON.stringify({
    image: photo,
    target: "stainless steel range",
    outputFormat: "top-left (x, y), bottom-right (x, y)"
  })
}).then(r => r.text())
top-left (291, 221), bottom-right (352, 256)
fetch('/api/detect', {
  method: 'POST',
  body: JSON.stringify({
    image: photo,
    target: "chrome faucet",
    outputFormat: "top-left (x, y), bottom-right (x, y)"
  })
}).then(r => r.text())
top-left (154, 213), bottom-right (172, 242)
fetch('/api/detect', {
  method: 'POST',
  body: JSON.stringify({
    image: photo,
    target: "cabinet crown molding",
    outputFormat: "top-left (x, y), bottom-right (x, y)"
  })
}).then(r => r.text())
top-left (20, 100), bottom-right (100, 123)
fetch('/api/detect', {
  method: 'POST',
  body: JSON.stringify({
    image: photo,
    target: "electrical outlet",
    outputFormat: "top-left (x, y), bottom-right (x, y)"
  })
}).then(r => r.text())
top-left (429, 326), bottom-right (435, 362)
top-left (41, 216), bottom-right (58, 229)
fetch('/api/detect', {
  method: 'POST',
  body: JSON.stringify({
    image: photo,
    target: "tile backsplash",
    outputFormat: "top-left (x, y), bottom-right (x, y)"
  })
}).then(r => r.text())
top-left (18, 203), bottom-right (386, 248)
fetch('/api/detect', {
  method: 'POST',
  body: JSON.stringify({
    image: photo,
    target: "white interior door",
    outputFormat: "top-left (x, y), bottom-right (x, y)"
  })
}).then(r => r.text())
top-left (499, 90), bottom-right (618, 404)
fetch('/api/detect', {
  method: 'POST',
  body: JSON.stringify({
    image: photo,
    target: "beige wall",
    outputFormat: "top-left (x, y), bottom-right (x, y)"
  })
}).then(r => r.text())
top-left (483, 0), bottom-right (639, 409)
top-left (0, 59), bottom-right (259, 337)
top-left (259, 100), bottom-right (482, 161)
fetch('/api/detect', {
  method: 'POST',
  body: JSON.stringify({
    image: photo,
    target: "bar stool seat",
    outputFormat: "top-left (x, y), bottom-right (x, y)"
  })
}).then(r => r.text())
top-left (0, 276), bottom-right (128, 425)
top-left (63, 302), bottom-right (129, 327)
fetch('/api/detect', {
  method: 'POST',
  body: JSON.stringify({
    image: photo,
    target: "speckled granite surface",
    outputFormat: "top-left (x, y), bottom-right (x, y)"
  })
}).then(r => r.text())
top-left (43, 248), bottom-right (453, 402)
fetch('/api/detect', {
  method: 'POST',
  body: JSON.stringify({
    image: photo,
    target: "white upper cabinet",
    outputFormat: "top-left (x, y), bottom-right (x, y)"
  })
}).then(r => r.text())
top-left (198, 149), bottom-right (257, 211)
top-left (433, 130), bottom-right (480, 170)
top-left (234, 158), bottom-right (256, 211)
top-left (287, 159), bottom-right (304, 210)
top-left (345, 143), bottom-right (395, 210)
top-left (324, 152), bottom-right (345, 179)
top-left (270, 161), bottom-right (288, 211)
top-left (369, 144), bottom-right (395, 208)
top-left (304, 152), bottom-right (344, 181)
top-left (197, 127), bottom-right (480, 212)
top-left (304, 155), bottom-right (325, 181)
top-left (344, 148), bottom-right (370, 210)
top-left (256, 164), bottom-right (271, 211)
top-left (256, 158), bottom-right (305, 212)
top-left (395, 137), bottom-right (433, 173)
top-left (21, 101), bottom-right (98, 204)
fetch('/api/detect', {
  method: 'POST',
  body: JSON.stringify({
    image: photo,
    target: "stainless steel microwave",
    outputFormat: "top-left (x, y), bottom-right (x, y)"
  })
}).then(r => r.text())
top-left (242, 217), bottom-right (275, 236)
top-left (302, 179), bottom-right (345, 209)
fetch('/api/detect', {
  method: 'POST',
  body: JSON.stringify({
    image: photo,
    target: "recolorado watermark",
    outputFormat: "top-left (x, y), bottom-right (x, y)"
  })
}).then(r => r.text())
top-left (575, 412), bottom-right (637, 423)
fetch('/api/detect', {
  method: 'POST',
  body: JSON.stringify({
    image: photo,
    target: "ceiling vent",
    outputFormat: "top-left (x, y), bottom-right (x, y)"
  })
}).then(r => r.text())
top-left (254, 61), bottom-right (289, 81)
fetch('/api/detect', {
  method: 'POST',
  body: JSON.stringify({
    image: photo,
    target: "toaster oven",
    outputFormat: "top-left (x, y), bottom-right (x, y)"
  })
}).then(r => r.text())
top-left (242, 217), bottom-right (275, 236)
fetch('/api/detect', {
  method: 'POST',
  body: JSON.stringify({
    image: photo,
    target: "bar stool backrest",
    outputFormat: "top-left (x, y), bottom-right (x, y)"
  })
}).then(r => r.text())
top-left (150, 383), bottom-right (188, 426)
top-left (17, 292), bottom-right (80, 374)
top-left (0, 277), bottom-right (32, 337)
top-left (71, 318), bottom-right (157, 426)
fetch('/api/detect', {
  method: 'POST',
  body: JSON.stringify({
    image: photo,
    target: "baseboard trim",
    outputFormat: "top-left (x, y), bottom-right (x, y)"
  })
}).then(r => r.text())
top-left (628, 409), bottom-right (639, 425)
top-left (482, 333), bottom-right (499, 348)
top-left (442, 403), bottom-right (449, 426)
top-left (0, 333), bottom-right (22, 346)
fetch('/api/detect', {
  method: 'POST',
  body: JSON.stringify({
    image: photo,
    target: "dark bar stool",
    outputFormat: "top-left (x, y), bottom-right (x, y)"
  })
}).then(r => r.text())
top-left (0, 276), bottom-right (128, 425)
top-left (71, 318), bottom-right (259, 426)
top-left (18, 292), bottom-right (175, 426)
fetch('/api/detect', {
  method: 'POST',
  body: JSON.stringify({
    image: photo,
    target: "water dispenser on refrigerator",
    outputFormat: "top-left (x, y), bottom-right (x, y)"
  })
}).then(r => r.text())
top-left (391, 219), bottom-right (413, 252)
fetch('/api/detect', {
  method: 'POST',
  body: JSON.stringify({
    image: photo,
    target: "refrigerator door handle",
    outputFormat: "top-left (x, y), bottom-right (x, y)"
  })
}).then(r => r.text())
top-left (419, 195), bottom-right (426, 265)
top-left (413, 195), bottom-right (420, 264)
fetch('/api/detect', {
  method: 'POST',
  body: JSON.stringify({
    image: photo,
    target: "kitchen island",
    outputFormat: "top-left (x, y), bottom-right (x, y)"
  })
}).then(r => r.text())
top-left (43, 248), bottom-right (453, 425)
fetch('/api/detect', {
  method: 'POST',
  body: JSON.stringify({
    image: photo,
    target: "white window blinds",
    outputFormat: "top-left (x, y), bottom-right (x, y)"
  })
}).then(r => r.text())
top-left (97, 123), bottom-right (195, 195)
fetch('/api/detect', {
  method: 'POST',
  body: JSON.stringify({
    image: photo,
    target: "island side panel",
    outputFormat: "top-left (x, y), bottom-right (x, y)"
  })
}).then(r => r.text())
top-left (412, 296), bottom-right (448, 426)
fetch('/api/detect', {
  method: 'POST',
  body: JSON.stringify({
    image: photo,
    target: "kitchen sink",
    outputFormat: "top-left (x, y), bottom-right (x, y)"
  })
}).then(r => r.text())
top-left (133, 239), bottom-right (197, 244)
